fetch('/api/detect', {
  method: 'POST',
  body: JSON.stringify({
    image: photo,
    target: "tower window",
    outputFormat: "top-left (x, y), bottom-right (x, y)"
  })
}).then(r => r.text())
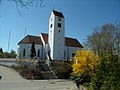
top-left (58, 17), bottom-right (61, 21)
top-left (58, 23), bottom-right (61, 28)
top-left (50, 24), bottom-right (52, 28)
top-left (59, 30), bottom-right (60, 33)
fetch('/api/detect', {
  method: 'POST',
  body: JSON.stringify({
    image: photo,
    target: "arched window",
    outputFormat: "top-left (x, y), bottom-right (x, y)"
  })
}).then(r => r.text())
top-left (37, 49), bottom-right (40, 57)
top-left (23, 49), bottom-right (25, 57)
top-left (50, 24), bottom-right (52, 28)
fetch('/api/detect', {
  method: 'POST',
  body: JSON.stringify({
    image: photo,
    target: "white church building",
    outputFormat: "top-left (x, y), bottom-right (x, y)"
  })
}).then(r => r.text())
top-left (18, 10), bottom-right (83, 60)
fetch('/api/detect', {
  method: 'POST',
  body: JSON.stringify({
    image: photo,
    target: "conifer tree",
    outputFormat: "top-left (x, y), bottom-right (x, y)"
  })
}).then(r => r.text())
top-left (30, 42), bottom-right (36, 59)
top-left (0, 48), bottom-right (3, 53)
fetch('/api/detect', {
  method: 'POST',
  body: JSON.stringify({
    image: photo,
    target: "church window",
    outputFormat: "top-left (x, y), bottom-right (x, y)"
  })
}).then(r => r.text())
top-left (37, 49), bottom-right (40, 57)
top-left (72, 52), bottom-right (75, 57)
top-left (64, 51), bottom-right (66, 57)
top-left (58, 23), bottom-right (61, 28)
top-left (50, 24), bottom-right (52, 28)
top-left (23, 49), bottom-right (25, 57)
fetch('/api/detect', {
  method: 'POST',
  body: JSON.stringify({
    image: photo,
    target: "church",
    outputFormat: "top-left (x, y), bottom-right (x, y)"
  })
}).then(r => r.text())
top-left (18, 10), bottom-right (83, 60)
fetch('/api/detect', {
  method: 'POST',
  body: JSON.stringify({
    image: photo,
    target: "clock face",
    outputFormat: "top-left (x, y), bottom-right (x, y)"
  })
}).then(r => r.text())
top-left (58, 17), bottom-right (61, 21)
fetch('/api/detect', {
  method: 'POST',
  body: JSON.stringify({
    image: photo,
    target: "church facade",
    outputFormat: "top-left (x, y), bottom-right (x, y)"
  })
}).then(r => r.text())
top-left (18, 10), bottom-right (83, 60)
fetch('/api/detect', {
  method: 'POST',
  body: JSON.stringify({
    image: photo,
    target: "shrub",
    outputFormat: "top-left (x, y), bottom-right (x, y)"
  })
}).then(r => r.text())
top-left (92, 53), bottom-right (120, 90)
top-left (71, 49), bottom-right (99, 89)
top-left (20, 68), bottom-right (43, 79)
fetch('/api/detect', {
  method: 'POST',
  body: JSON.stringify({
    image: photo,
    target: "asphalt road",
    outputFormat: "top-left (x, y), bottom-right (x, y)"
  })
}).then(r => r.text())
top-left (0, 65), bottom-right (77, 90)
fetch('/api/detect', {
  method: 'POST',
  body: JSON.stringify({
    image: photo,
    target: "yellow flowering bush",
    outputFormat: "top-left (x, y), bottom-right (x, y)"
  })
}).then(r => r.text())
top-left (72, 49), bottom-right (99, 75)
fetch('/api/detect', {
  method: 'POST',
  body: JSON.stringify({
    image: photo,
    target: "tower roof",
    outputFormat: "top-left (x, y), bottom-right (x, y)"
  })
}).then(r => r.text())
top-left (52, 10), bottom-right (64, 18)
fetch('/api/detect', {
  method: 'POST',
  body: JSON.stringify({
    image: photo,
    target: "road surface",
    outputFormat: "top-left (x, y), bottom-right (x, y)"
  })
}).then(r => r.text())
top-left (0, 65), bottom-right (77, 90)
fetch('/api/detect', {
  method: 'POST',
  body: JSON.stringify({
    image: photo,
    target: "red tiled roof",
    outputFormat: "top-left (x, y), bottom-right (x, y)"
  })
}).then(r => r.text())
top-left (65, 37), bottom-right (83, 47)
top-left (18, 35), bottom-right (43, 45)
top-left (18, 34), bottom-right (83, 48)
top-left (41, 33), bottom-right (48, 44)
top-left (41, 33), bottom-right (83, 47)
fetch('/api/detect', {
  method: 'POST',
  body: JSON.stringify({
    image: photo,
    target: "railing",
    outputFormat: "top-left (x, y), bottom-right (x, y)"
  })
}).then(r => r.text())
top-left (48, 65), bottom-right (58, 79)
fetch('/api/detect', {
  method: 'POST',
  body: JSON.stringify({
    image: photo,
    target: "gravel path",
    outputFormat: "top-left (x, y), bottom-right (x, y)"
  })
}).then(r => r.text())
top-left (0, 65), bottom-right (77, 90)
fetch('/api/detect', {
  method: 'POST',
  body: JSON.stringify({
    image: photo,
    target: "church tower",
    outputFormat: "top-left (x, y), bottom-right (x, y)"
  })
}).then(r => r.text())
top-left (48, 10), bottom-right (65, 60)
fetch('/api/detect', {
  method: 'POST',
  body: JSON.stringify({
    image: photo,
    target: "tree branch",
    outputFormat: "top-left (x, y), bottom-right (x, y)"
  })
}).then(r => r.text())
top-left (0, 0), bottom-right (45, 16)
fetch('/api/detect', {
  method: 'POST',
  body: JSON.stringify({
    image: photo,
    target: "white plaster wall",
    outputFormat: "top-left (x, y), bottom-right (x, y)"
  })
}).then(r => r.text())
top-left (35, 44), bottom-right (43, 59)
top-left (48, 12), bottom-right (54, 60)
top-left (40, 34), bottom-right (49, 60)
top-left (18, 44), bottom-right (44, 60)
top-left (64, 46), bottom-right (81, 59)
top-left (18, 44), bottom-right (31, 59)
top-left (16, 48), bottom-right (20, 59)
top-left (45, 44), bottom-right (49, 59)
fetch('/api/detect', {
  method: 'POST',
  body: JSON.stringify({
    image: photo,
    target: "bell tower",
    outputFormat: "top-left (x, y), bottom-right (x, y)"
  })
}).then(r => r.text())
top-left (48, 10), bottom-right (65, 60)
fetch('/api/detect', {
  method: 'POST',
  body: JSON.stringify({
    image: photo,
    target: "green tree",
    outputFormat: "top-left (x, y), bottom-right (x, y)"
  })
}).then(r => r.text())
top-left (10, 49), bottom-right (17, 58)
top-left (3, 52), bottom-right (10, 58)
top-left (0, 48), bottom-right (4, 57)
top-left (0, 49), bottom-right (17, 58)
top-left (30, 42), bottom-right (36, 59)
top-left (92, 53), bottom-right (120, 90)
top-left (0, 48), bottom-right (3, 53)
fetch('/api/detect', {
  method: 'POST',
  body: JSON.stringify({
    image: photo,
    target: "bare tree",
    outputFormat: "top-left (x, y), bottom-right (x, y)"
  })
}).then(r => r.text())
top-left (84, 23), bottom-right (120, 55)
top-left (112, 24), bottom-right (120, 54)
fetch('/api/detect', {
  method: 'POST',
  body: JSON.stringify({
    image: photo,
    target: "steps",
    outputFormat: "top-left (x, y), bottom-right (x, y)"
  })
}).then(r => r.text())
top-left (50, 60), bottom-right (73, 79)
top-left (38, 62), bottom-right (51, 71)
top-left (41, 71), bottom-right (56, 79)
top-left (38, 62), bottom-right (57, 79)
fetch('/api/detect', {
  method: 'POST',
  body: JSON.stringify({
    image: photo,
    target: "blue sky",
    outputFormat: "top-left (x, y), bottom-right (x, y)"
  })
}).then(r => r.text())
top-left (0, 0), bottom-right (120, 52)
